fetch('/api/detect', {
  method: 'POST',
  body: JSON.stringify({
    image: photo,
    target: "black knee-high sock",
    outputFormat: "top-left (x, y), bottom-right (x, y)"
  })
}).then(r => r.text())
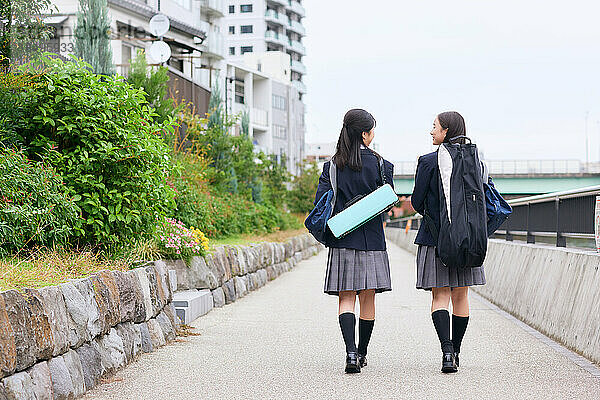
top-left (357, 319), bottom-right (375, 356)
top-left (431, 310), bottom-right (453, 353)
top-left (338, 312), bottom-right (357, 353)
top-left (452, 315), bottom-right (469, 354)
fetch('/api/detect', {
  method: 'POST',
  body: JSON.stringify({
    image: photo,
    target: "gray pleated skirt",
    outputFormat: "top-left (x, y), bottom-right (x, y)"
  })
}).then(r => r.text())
top-left (416, 245), bottom-right (486, 290)
top-left (324, 248), bottom-right (392, 296)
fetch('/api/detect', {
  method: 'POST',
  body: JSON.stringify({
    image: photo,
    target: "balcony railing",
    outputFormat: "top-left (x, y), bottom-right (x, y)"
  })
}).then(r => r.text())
top-left (268, 0), bottom-right (288, 7)
top-left (288, 39), bottom-right (306, 55)
top-left (290, 59), bottom-right (306, 74)
top-left (200, 0), bottom-right (225, 17)
top-left (292, 79), bottom-right (307, 94)
top-left (288, 1), bottom-right (306, 17)
top-left (202, 30), bottom-right (225, 58)
top-left (265, 9), bottom-right (290, 26)
top-left (288, 19), bottom-right (306, 36)
top-left (252, 108), bottom-right (269, 128)
top-left (265, 30), bottom-right (289, 47)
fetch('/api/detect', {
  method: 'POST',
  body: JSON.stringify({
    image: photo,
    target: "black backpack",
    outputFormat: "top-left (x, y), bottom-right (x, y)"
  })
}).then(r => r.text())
top-left (425, 136), bottom-right (488, 268)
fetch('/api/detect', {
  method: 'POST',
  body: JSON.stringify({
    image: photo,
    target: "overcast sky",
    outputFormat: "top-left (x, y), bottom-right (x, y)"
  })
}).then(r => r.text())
top-left (302, 0), bottom-right (600, 164)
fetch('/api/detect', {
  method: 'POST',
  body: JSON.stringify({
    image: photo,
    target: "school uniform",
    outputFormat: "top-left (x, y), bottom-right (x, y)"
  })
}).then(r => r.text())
top-left (314, 147), bottom-right (395, 295)
top-left (411, 151), bottom-right (486, 290)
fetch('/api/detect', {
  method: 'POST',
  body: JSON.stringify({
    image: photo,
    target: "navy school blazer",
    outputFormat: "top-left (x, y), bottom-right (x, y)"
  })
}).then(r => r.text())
top-left (313, 148), bottom-right (395, 251)
top-left (411, 151), bottom-right (440, 247)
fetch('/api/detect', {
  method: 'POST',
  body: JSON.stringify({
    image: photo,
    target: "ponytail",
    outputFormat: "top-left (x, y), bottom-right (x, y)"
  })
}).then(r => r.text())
top-left (334, 109), bottom-right (376, 171)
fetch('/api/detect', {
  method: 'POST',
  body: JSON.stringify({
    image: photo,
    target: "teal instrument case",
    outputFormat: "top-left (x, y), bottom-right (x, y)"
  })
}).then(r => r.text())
top-left (327, 183), bottom-right (398, 239)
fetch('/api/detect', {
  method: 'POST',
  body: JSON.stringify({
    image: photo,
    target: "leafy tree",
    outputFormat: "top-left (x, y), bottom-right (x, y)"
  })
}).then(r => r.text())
top-left (73, 0), bottom-right (114, 75)
top-left (207, 78), bottom-right (224, 129)
top-left (259, 153), bottom-right (290, 208)
top-left (0, 0), bottom-right (56, 71)
top-left (127, 49), bottom-right (180, 125)
top-left (241, 109), bottom-right (249, 136)
top-left (287, 160), bottom-right (321, 213)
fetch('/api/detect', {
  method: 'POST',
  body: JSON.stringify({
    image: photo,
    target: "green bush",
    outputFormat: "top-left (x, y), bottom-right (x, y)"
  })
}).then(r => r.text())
top-left (170, 152), bottom-right (299, 238)
top-left (2, 56), bottom-right (176, 246)
top-left (0, 147), bottom-right (80, 254)
top-left (287, 160), bottom-right (321, 213)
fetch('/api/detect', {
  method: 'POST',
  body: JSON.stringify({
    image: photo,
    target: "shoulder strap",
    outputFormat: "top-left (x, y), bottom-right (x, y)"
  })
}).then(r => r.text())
top-left (377, 155), bottom-right (387, 186)
top-left (329, 159), bottom-right (337, 209)
top-left (481, 160), bottom-right (489, 183)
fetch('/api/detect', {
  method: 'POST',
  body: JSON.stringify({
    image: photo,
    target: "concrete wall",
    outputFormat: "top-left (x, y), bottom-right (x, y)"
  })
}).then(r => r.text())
top-left (385, 227), bottom-right (600, 365)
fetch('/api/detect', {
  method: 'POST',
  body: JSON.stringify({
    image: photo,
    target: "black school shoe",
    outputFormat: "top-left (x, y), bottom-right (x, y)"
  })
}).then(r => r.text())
top-left (345, 352), bottom-right (361, 373)
top-left (358, 353), bottom-right (367, 368)
top-left (454, 352), bottom-right (460, 368)
top-left (441, 352), bottom-right (458, 373)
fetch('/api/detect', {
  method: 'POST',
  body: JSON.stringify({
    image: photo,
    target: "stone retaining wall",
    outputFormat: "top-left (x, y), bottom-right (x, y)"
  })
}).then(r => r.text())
top-left (0, 234), bottom-right (323, 399)
top-left (164, 234), bottom-right (323, 308)
top-left (385, 227), bottom-right (600, 365)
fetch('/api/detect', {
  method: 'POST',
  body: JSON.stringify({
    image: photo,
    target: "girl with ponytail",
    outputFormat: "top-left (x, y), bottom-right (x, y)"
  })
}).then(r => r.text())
top-left (313, 109), bottom-right (395, 373)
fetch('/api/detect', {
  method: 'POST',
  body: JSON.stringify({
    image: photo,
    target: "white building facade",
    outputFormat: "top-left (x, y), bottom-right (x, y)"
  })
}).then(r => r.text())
top-left (223, 0), bottom-right (307, 97)
top-left (227, 62), bottom-right (305, 175)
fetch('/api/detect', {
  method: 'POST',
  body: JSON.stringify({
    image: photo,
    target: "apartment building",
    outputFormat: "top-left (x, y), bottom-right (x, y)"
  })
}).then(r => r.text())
top-left (47, 0), bottom-right (227, 114)
top-left (227, 62), bottom-right (305, 175)
top-left (223, 0), bottom-right (307, 97)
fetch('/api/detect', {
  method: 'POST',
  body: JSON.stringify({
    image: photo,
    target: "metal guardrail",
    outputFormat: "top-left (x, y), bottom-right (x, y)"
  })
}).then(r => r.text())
top-left (392, 160), bottom-right (600, 176)
top-left (388, 185), bottom-right (600, 249)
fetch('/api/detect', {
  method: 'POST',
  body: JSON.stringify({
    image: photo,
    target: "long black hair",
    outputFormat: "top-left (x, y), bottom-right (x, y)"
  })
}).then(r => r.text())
top-left (333, 109), bottom-right (376, 171)
top-left (438, 111), bottom-right (466, 144)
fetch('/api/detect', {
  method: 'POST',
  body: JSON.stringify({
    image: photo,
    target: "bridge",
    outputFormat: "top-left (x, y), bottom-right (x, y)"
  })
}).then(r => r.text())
top-left (83, 234), bottom-right (600, 399)
top-left (393, 159), bottom-right (600, 196)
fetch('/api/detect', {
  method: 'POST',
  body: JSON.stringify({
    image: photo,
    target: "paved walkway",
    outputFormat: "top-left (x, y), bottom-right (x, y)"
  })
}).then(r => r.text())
top-left (85, 242), bottom-right (600, 399)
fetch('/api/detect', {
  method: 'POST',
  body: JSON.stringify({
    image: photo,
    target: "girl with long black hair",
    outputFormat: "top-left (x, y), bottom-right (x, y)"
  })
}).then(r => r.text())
top-left (411, 111), bottom-right (486, 373)
top-left (313, 109), bottom-right (395, 373)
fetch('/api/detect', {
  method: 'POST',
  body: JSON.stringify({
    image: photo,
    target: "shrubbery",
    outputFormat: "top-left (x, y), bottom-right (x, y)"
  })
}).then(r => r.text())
top-left (0, 147), bottom-right (80, 254)
top-left (169, 151), bottom-right (299, 238)
top-left (0, 54), bottom-right (302, 260)
top-left (2, 56), bottom-right (176, 245)
top-left (287, 161), bottom-right (321, 213)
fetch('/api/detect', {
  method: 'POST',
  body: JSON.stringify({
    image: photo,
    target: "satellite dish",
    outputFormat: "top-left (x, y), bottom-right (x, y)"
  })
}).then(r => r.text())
top-left (148, 40), bottom-right (171, 63)
top-left (149, 14), bottom-right (170, 37)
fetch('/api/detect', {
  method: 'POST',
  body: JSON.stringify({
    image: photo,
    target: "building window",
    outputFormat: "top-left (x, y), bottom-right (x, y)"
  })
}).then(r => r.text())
top-left (229, 47), bottom-right (235, 55)
top-left (229, 5), bottom-right (235, 13)
top-left (240, 46), bottom-right (253, 54)
top-left (228, 26), bottom-right (235, 34)
top-left (240, 4), bottom-right (253, 13)
top-left (272, 94), bottom-right (286, 111)
top-left (235, 83), bottom-right (245, 104)
top-left (167, 57), bottom-right (184, 72)
top-left (240, 25), bottom-right (253, 34)
top-left (273, 125), bottom-right (287, 139)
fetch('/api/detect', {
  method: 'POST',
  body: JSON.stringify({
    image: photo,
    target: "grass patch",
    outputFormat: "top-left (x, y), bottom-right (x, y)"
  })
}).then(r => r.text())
top-left (0, 224), bottom-right (308, 291)
top-left (209, 227), bottom-right (308, 248)
top-left (0, 250), bottom-right (129, 291)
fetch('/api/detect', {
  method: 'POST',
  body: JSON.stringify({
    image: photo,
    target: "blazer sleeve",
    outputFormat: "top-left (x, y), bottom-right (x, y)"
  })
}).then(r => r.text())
top-left (314, 161), bottom-right (332, 206)
top-left (411, 156), bottom-right (431, 215)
